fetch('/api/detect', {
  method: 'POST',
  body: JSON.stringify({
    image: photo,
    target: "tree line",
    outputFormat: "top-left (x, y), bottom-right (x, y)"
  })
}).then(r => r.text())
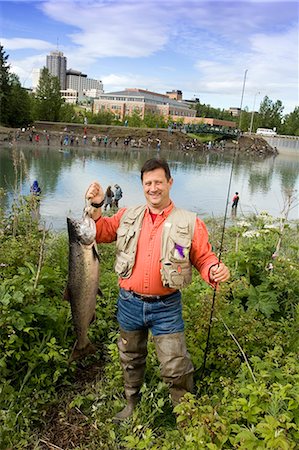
top-left (1, 45), bottom-right (298, 135)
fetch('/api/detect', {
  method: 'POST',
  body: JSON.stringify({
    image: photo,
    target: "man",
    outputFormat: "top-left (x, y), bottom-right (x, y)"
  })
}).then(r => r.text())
top-left (232, 192), bottom-right (240, 208)
top-left (86, 158), bottom-right (230, 422)
top-left (114, 184), bottom-right (123, 208)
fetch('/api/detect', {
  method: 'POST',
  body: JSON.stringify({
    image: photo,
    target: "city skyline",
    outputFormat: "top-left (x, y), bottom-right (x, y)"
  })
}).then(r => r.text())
top-left (1, 0), bottom-right (298, 114)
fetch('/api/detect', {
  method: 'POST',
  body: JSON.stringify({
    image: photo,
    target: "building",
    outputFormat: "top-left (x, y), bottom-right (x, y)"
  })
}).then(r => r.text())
top-left (46, 51), bottom-right (67, 89)
top-left (31, 68), bottom-right (41, 91)
top-left (66, 69), bottom-right (104, 102)
top-left (42, 52), bottom-right (104, 103)
top-left (93, 88), bottom-right (196, 122)
top-left (60, 89), bottom-right (78, 104)
top-left (229, 107), bottom-right (241, 117)
top-left (166, 90), bottom-right (183, 100)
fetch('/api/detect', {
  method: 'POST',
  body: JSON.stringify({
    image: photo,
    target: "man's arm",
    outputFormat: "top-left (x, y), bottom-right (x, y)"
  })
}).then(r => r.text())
top-left (190, 218), bottom-right (230, 286)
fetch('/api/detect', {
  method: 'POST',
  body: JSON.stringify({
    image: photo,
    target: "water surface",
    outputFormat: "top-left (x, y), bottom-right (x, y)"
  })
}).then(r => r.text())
top-left (0, 144), bottom-right (298, 231)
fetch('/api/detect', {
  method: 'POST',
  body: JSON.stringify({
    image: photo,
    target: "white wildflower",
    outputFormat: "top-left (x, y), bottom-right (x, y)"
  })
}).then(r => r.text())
top-left (237, 221), bottom-right (251, 228)
top-left (242, 231), bottom-right (260, 238)
top-left (264, 224), bottom-right (278, 230)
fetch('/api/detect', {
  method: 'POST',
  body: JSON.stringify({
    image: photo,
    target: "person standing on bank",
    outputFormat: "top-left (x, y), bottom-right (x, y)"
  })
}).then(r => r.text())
top-left (114, 184), bottom-right (123, 208)
top-left (103, 185), bottom-right (114, 211)
top-left (85, 158), bottom-right (230, 422)
top-left (232, 192), bottom-right (240, 209)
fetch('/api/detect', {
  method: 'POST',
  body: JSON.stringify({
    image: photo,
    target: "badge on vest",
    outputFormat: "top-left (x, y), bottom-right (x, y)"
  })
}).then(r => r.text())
top-left (174, 243), bottom-right (187, 259)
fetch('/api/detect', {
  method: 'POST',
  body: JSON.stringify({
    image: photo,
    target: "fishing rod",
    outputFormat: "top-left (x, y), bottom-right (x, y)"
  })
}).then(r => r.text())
top-left (199, 139), bottom-right (239, 381)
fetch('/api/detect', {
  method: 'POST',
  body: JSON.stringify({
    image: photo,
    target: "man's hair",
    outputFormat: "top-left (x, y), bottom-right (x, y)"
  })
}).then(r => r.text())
top-left (140, 158), bottom-right (171, 181)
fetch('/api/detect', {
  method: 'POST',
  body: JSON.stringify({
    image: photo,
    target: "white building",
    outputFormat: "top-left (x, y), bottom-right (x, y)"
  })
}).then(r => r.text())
top-left (31, 68), bottom-right (41, 91)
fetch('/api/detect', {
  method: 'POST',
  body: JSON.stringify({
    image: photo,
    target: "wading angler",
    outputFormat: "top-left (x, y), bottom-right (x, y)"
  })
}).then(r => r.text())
top-left (85, 158), bottom-right (230, 421)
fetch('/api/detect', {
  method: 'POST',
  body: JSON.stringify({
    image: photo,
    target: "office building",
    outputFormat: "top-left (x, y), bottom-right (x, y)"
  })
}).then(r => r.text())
top-left (66, 69), bottom-right (103, 100)
top-left (93, 88), bottom-right (196, 122)
top-left (46, 51), bottom-right (67, 89)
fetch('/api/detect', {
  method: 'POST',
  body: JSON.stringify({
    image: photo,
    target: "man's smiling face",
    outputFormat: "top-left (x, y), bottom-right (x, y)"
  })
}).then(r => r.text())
top-left (142, 168), bottom-right (173, 213)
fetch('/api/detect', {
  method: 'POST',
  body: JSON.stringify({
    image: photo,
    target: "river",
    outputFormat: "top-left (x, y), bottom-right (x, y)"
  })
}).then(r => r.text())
top-left (0, 143), bottom-right (298, 231)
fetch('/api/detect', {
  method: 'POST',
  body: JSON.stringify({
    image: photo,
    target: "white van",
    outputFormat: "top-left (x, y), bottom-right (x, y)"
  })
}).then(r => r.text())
top-left (256, 128), bottom-right (277, 136)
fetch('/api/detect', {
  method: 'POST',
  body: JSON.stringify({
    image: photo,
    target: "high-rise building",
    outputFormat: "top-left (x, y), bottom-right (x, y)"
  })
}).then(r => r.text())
top-left (66, 69), bottom-right (103, 100)
top-left (46, 51), bottom-right (67, 89)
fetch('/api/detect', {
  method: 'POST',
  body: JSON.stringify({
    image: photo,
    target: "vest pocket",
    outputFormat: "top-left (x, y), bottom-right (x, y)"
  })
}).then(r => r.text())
top-left (168, 236), bottom-right (191, 263)
top-left (114, 251), bottom-right (133, 278)
top-left (168, 268), bottom-right (192, 288)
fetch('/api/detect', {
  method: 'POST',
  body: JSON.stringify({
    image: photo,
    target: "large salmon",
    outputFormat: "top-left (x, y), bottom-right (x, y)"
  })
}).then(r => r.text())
top-left (65, 214), bottom-right (100, 362)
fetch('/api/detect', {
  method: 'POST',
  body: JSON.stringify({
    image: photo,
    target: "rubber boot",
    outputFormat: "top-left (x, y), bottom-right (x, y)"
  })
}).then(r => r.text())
top-left (153, 332), bottom-right (194, 407)
top-left (113, 329), bottom-right (148, 422)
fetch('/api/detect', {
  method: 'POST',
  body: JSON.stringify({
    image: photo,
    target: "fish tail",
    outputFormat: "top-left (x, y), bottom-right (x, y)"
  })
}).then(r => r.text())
top-left (68, 340), bottom-right (97, 363)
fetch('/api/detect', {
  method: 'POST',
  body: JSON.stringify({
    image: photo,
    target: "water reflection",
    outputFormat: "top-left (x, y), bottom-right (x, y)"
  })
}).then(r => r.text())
top-left (0, 143), bottom-right (298, 230)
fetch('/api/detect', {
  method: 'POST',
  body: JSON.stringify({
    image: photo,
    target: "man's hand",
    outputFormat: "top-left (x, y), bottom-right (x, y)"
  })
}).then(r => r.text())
top-left (209, 262), bottom-right (230, 283)
top-left (85, 181), bottom-right (104, 221)
top-left (86, 181), bottom-right (104, 203)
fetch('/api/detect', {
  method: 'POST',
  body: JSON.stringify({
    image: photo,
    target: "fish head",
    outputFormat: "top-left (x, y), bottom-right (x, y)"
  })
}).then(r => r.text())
top-left (67, 216), bottom-right (96, 245)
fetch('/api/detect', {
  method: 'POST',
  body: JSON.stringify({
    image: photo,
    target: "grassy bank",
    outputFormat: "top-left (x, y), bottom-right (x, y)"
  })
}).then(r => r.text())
top-left (0, 198), bottom-right (298, 449)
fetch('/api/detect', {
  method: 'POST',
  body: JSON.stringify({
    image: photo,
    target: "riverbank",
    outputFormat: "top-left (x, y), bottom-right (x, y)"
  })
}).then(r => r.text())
top-left (0, 123), bottom-right (277, 157)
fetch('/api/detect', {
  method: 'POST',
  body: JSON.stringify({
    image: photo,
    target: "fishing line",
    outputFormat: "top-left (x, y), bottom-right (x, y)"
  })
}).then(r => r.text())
top-left (199, 142), bottom-right (239, 381)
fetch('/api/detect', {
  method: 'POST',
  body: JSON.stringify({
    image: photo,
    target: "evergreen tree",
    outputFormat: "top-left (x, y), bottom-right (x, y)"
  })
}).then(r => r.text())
top-left (281, 107), bottom-right (299, 136)
top-left (7, 74), bottom-right (33, 127)
top-left (0, 45), bottom-right (12, 125)
top-left (34, 67), bottom-right (62, 121)
top-left (258, 96), bottom-right (284, 131)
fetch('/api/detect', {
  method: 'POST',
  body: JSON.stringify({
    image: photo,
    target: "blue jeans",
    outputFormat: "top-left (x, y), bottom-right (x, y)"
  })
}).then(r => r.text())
top-left (117, 288), bottom-right (184, 336)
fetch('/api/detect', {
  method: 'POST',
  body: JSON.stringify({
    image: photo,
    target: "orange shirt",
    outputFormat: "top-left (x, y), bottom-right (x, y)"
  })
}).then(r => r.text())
top-left (95, 202), bottom-right (219, 295)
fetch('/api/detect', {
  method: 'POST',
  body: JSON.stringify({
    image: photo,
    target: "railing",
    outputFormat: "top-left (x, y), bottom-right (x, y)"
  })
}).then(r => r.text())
top-left (185, 124), bottom-right (239, 137)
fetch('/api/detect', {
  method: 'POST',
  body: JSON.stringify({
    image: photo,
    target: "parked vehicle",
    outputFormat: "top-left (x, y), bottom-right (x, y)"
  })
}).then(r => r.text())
top-left (256, 128), bottom-right (277, 136)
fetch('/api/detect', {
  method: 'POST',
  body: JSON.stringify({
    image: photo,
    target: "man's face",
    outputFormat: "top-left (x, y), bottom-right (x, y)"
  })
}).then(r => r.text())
top-left (142, 168), bottom-right (173, 212)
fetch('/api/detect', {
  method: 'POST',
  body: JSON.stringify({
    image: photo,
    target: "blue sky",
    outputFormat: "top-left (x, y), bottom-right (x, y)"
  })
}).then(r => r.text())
top-left (1, 0), bottom-right (298, 113)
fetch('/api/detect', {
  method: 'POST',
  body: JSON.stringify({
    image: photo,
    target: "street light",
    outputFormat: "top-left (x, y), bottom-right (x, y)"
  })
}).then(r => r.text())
top-left (238, 69), bottom-right (248, 130)
top-left (249, 91), bottom-right (260, 135)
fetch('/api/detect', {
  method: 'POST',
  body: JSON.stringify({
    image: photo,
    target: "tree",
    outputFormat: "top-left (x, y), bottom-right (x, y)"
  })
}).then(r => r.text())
top-left (0, 45), bottom-right (12, 125)
top-left (34, 67), bottom-right (62, 121)
top-left (143, 112), bottom-right (166, 128)
top-left (258, 96), bottom-right (284, 132)
top-left (59, 102), bottom-right (77, 123)
top-left (281, 107), bottom-right (299, 136)
top-left (195, 102), bottom-right (237, 123)
top-left (6, 74), bottom-right (33, 127)
top-left (126, 110), bottom-right (143, 127)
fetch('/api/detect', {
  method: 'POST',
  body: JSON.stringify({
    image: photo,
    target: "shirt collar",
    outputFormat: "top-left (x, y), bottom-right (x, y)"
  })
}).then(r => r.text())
top-left (145, 201), bottom-right (174, 218)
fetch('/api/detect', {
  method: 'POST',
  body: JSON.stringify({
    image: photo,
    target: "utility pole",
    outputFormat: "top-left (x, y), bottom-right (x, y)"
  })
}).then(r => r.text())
top-left (249, 91), bottom-right (260, 134)
top-left (238, 69), bottom-right (248, 131)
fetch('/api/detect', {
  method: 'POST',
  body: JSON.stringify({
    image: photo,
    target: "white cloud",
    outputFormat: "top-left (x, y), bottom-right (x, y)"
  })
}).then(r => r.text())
top-left (0, 37), bottom-right (53, 51)
top-left (9, 54), bottom-right (46, 87)
top-left (41, 1), bottom-right (171, 58)
top-left (193, 25), bottom-right (298, 111)
top-left (101, 73), bottom-right (163, 92)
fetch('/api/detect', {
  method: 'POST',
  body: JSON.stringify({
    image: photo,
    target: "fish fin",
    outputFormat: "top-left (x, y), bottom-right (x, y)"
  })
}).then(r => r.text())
top-left (63, 285), bottom-right (71, 302)
top-left (92, 244), bottom-right (100, 262)
top-left (68, 341), bottom-right (97, 363)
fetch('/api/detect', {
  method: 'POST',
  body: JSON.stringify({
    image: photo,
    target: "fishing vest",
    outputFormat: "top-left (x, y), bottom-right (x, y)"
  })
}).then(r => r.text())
top-left (114, 205), bottom-right (197, 289)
